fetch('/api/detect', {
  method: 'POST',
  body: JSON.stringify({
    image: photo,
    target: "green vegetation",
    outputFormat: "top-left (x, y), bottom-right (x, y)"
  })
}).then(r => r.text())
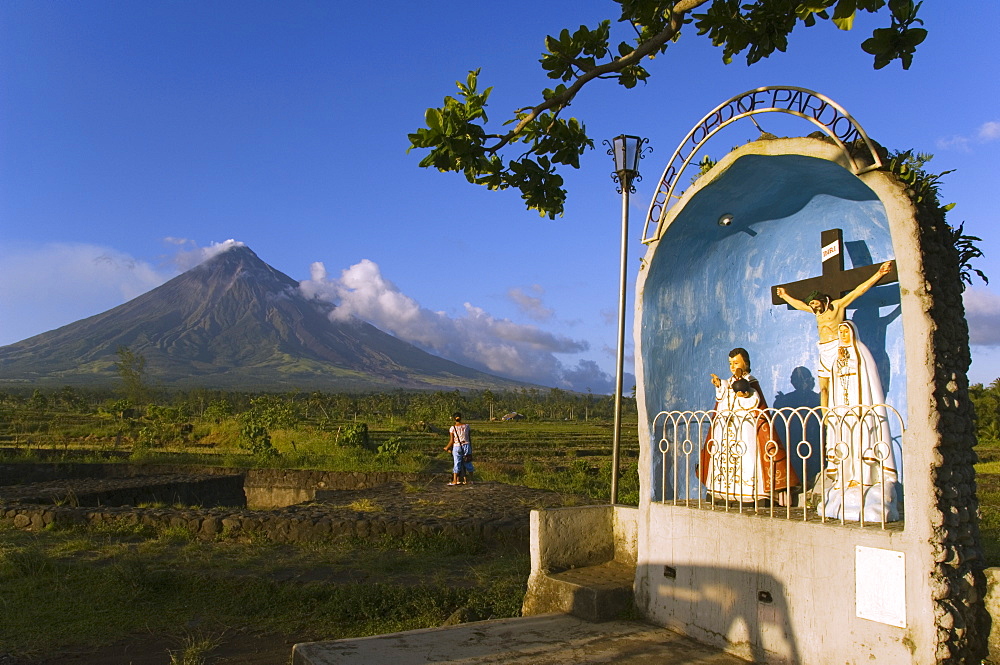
top-left (8, 376), bottom-right (998, 660)
top-left (0, 385), bottom-right (639, 660)
top-left (972, 381), bottom-right (1000, 566)
top-left (0, 385), bottom-right (640, 503)
top-left (881, 149), bottom-right (988, 289)
top-left (0, 520), bottom-right (527, 659)
top-left (168, 633), bottom-right (222, 665)
top-left (115, 345), bottom-right (151, 408)
top-left (409, 1), bottom-right (927, 218)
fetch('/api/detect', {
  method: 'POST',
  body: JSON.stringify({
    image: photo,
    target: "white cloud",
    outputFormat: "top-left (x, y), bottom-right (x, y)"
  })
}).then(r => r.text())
top-left (0, 243), bottom-right (171, 345)
top-left (969, 346), bottom-right (1000, 386)
top-left (300, 259), bottom-right (613, 392)
top-left (0, 241), bottom-right (618, 392)
top-left (935, 135), bottom-right (971, 152)
top-left (507, 285), bottom-right (553, 321)
top-left (979, 121), bottom-right (1000, 141)
top-left (0, 238), bottom-right (248, 346)
top-left (936, 119), bottom-right (1000, 152)
top-left (163, 238), bottom-right (246, 271)
top-left (564, 359), bottom-right (634, 395)
top-left (964, 288), bottom-right (1000, 347)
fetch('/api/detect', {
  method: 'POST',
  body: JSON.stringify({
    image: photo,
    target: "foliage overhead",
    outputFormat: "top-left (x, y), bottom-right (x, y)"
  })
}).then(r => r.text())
top-left (408, 0), bottom-right (927, 218)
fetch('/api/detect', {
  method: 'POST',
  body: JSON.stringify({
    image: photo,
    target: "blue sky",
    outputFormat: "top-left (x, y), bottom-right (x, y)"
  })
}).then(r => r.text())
top-left (2, 1), bottom-right (999, 393)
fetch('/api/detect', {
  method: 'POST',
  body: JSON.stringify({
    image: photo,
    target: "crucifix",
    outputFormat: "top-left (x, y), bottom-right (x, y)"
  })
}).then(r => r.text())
top-left (771, 229), bottom-right (897, 306)
top-left (771, 228), bottom-right (897, 407)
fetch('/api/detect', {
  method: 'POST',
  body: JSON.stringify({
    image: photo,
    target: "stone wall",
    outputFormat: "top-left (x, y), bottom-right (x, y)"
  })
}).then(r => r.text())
top-left (244, 468), bottom-right (433, 491)
top-left (0, 465), bottom-right (525, 545)
top-left (0, 506), bottom-right (528, 543)
top-left (0, 462), bottom-right (237, 485)
top-left (1, 463), bottom-right (434, 485)
top-left (0, 502), bottom-right (527, 544)
top-left (3, 473), bottom-right (246, 508)
top-left (244, 469), bottom-right (434, 508)
top-left (912, 189), bottom-right (989, 662)
top-left (1, 463), bottom-right (437, 504)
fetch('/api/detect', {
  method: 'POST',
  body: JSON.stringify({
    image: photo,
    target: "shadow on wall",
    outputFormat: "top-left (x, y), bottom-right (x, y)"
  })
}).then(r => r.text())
top-left (772, 366), bottom-right (822, 482)
top-left (642, 562), bottom-right (802, 664)
top-left (651, 366), bottom-right (822, 502)
top-left (642, 153), bottom-right (907, 502)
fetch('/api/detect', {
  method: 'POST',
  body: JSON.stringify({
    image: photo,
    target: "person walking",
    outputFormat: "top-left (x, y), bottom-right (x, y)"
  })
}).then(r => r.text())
top-left (444, 412), bottom-right (474, 485)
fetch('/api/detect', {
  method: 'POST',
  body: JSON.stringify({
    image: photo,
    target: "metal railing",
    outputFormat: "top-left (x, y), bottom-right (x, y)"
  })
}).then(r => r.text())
top-left (651, 405), bottom-right (904, 529)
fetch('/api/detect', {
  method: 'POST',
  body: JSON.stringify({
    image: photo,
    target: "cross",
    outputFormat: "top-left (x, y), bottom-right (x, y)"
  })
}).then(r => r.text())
top-left (770, 229), bottom-right (898, 306)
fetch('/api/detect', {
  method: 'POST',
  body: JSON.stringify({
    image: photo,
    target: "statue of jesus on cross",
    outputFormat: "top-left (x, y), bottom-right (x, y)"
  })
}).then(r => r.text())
top-left (772, 229), bottom-right (896, 408)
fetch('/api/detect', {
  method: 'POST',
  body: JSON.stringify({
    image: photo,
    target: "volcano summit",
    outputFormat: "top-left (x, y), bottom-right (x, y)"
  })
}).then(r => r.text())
top-left (0, 245), bottom-right (524, 391)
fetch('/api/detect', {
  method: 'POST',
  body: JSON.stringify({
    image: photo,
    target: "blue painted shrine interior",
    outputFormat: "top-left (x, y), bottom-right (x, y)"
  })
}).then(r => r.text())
top-left (642, 153), bottom-right (906, 500)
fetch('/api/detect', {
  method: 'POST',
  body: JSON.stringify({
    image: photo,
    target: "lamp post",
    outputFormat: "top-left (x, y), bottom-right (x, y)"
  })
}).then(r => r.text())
top-left (605, 134), bottom-right (648, 505)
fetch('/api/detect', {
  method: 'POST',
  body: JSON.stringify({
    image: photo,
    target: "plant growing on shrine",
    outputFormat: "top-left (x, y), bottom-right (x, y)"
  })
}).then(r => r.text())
top-left (882, 149), bottom-right (988, 289)
top-left (408, 0), bottom-right (927, 219)
top-left (885, 149), bottom-right (951, 208)
top-left (692, 154), bottom-right (718, 183)
top-left (950, 224), bottom-right (988, 289)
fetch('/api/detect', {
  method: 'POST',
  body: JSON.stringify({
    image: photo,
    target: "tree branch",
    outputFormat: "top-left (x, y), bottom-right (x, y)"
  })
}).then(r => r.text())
top-left (484, 0), bottom-right (712, 154)
top-left (409, 0), bottom-right (926, 219)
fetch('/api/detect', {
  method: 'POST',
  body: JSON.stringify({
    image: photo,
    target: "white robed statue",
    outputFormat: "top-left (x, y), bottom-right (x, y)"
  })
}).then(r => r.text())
top-left (819, 321), bottom-right (900, 522)
top-left (699, 348), bottom-right (797, 505)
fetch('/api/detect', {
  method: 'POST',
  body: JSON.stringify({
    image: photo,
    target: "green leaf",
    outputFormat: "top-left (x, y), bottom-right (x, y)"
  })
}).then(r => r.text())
top-left (889, 0), bottom-right (915, 22)
top-left (425, 108), bottom-right (443, 134)
top-left (861, 27), bottom-right (893, 54)
top-left (832, 0), bottom-right (858, 20)
top-left (412, 0), bottom-right (930, 219)
top-left (832, 13), bottom-right (855, 30)
top-left (902, 27), bottom-right (927, 47)
top-left (795, 2), bottom-right (827, 20)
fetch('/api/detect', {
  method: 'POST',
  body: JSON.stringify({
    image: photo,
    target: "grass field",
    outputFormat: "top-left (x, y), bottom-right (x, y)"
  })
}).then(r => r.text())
top-left (0, 519), bottom-right (527, 662)
top-left (974, 439), bottom-right (1000, 566)
top-left (0, 412), bottom-right (643, 505)
top-left (2, 406), bottom-right (996, 662)
top-left (0, 414), bottom-right (637, 663)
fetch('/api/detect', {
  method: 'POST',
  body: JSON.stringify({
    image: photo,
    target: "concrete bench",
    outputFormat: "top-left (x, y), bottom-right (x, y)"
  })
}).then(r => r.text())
top-left (521, 504), bottom-right (638, 622)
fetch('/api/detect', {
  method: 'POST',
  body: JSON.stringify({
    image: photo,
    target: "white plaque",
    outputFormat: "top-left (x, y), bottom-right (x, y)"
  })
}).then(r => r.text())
top-left (855, 546), bottom-right (906, 627)
top-left (821, 239), bottom-right (840, 262)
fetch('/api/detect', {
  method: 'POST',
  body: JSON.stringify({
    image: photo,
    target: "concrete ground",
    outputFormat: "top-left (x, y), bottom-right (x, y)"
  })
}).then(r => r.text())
top-left (292, 614), bottom-right (751, 665)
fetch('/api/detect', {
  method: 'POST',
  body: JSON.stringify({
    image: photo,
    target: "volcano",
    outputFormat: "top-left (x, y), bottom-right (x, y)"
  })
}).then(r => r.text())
top-left (0, 245), bottom-right (525, 391)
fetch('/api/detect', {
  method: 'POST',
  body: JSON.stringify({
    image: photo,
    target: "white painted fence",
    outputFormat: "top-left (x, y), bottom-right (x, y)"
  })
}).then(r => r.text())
top-left (651, 405), bottom-right (904, 528)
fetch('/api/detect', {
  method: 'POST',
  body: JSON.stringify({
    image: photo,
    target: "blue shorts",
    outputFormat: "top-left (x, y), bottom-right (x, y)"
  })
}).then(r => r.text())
top-left (452, 443), bottom-right (474, 474)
